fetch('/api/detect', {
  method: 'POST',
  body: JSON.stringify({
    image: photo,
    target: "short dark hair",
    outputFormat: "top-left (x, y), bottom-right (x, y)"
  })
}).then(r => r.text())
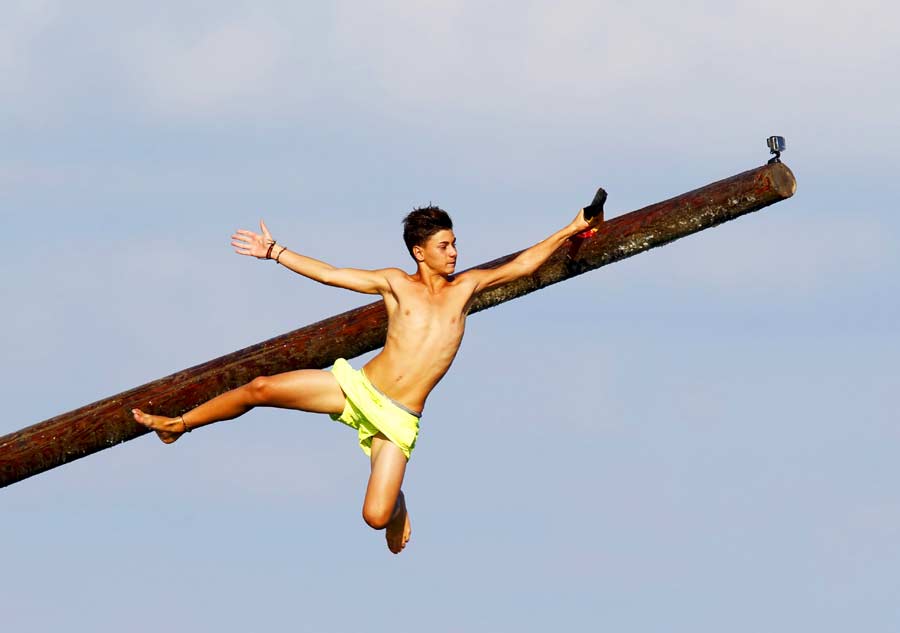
top-left (402, 205), bottom-right (453, 259)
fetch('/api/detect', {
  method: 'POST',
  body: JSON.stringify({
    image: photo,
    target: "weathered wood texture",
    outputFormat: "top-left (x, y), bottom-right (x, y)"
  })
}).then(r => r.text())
top-left (0, 162), bottom-right (796, 488)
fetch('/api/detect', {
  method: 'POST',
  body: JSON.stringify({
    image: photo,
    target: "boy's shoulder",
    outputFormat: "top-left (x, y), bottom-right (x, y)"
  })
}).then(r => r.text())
top-left (379, 267), bottom-right (410, 282)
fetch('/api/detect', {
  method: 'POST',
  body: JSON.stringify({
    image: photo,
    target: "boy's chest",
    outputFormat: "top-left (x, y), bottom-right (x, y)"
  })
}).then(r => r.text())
top-left (391, 284), bottom-right (471, 322)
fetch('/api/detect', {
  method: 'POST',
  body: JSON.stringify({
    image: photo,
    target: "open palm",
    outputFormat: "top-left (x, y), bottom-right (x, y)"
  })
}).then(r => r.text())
top-left (231, 220), bottom-right (274, 259)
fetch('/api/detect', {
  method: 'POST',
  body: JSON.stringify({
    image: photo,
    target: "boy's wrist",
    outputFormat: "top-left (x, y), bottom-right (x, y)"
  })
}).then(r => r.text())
top-left (566, 219), bottom-right (585, 236)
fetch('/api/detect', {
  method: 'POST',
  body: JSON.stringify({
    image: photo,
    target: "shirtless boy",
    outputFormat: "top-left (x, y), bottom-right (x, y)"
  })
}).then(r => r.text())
top-left (133, 206), bottom-right (593, 554)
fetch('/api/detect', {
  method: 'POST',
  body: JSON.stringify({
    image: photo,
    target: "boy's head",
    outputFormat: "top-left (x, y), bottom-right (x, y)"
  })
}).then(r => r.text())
top-left (402, 205), bottom-right (454, 261)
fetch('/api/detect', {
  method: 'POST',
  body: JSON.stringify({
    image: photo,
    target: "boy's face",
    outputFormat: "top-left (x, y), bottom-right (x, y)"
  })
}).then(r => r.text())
top-left (414, 229), bottom-right (457, 274)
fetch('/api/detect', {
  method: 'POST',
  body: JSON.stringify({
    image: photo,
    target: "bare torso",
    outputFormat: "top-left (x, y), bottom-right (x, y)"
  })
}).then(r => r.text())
top-left (362, 270), bottom-right (479, 413)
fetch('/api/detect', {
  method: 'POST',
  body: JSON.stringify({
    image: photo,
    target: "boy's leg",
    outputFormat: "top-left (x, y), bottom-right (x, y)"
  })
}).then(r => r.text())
top-left (362, 433), bottom-right (411, 554)
top-left (133, 369), bottom-right (346, 443)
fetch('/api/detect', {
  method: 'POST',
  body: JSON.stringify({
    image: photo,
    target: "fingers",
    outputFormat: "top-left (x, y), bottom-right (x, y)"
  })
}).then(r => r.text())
top-left (231, 233), bottom-right (258, 257)
top-left (231, 233), bottom-right (253, 246)
top-left (231, 231), bottom-right (258, 245)
top-left (231, 243), bottom-right (256, 256)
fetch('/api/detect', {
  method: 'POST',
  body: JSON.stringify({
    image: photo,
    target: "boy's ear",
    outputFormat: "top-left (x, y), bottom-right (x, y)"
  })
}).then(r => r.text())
top-left (412, 244), bottom-right (425, 262)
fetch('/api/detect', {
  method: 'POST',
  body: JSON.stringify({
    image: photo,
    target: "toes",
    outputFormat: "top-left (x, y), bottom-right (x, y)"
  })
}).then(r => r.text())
top-left (386, 532), bottom-right (409, 554)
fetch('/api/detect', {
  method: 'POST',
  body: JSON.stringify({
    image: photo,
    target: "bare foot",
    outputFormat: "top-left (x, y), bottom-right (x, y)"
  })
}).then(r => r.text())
top-left (385, 491), bottom-right (412, 554)
top-left (132, 408), bottom-right (186, 444)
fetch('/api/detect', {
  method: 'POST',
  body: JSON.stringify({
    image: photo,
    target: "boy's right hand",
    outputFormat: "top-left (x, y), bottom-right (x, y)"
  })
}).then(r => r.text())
top-left (231, 219), bottom-right (275, 259)
top-left (582, 187), bottom-right (607, 223)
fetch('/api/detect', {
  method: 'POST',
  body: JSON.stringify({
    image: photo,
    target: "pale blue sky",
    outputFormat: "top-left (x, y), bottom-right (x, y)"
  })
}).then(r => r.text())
top-left (2, 1), bottom-right (899, 631)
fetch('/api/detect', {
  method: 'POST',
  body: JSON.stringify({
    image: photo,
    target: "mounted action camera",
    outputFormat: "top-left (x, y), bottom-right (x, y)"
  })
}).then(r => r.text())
top-left (767, 136), bottom-right (785, 164)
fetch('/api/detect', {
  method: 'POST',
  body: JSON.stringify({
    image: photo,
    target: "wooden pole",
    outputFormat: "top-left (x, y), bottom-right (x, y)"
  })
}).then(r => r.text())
top-left (0, 162), bottom-right (796, 488)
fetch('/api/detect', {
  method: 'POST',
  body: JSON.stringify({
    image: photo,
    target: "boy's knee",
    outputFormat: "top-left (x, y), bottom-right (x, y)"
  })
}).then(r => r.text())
top-left (362, 503), bottom-right (392, 530)
top-left (246, 376), bottom-right (272, 404)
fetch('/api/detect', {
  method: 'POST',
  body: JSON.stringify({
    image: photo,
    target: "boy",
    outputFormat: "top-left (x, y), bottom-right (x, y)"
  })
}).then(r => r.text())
top-left (133, 205), bottom-right (592, 553)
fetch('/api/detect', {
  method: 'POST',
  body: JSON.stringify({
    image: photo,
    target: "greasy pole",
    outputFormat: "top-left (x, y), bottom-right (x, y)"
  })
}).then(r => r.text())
top-left (468, 161), bottom-right (796, 314)
top-left (0, 162), bottom-right (796, 488)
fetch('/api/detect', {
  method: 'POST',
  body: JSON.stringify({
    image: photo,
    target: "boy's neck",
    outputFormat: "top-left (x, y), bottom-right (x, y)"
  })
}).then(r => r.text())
top-left (413, 265), bottom-right (452, 293)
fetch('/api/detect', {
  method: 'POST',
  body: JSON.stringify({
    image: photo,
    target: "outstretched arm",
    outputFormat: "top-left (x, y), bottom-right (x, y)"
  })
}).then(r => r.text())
top-left (460, 209), bottom-right (593, 292)
top-left (231, 220), bottom-right (392, 295)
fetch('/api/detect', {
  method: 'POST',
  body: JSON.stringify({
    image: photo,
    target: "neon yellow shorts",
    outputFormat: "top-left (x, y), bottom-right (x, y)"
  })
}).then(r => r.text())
top-left (329, 358), bottom-right (420, 459)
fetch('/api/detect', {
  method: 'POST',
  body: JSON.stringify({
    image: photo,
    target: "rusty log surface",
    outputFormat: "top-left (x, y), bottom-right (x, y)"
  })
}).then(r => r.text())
top-left (0, 162), bottom-right (796, 488)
